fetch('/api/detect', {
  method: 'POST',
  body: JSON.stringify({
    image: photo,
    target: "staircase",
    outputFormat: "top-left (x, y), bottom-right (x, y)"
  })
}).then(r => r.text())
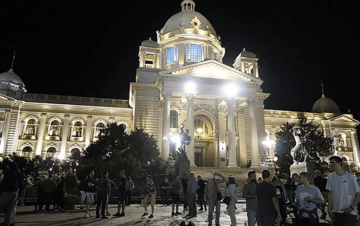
top-left (189, 166), bottom-right (275, 199)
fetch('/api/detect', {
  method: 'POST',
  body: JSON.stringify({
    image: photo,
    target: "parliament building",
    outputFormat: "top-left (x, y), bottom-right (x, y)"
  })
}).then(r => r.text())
top-left (0, 0), bottom-right (359, 168)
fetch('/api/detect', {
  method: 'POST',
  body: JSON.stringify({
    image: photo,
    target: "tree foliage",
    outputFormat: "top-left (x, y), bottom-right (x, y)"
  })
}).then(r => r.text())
top-left (274, 117), bottom-right (334, 175)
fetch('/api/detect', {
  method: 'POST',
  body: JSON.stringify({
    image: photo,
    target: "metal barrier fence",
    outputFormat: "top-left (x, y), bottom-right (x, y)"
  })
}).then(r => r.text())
top-left (20, 187), bottom-right (173, 205)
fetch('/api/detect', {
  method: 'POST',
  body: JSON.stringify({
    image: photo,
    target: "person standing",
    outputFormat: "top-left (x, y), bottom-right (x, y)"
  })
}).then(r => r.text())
top-left (243, 170), bottom-right (257, 226)
top-left (35, 176), bottom-right (46, 211)
top-left (204, 172), bottom-right (227, 226)
top-left (326, 156), bottom-right (360, 226)
top-left (197, 175), bottom-right (206, 211)
top-left (313, 170), bottom-right (327, 219)
top-left (124, 176), bottom-right (134, 206)
top-left (114, 170), bottom-right (126, 217)
top-left (84, 170), bottom-right (96, 218)
top-left (78, 175), bottom-right (88, 210)
top-left (295, 172), bottom-right (324, 226)
top-left (170, 176), bottom-right (182, 216)
top-left (104, 178), bottom-right (117, 216)
top-left (0, 162), bottom-right (23, 226)
top-left (95, 171), bottom-right (110, 219)
top-left (255, 170), bottom-right (282, 226)
top-left (54, 177), bottom-right (66, 211)
top-left (186, 172), bottom-right (197, 218)
top-left (272, 177), bottom-right (287, 225)
top-left (41, 175), bottom-right (57, 212)
top-left (160, 177), bottom-right (170, 206)
top-left (225, 176), bottom-right (237, 226)
top-left (142, 175), bottom-right (156, 218)
top-left (181, 172), bottom-right (189, 212)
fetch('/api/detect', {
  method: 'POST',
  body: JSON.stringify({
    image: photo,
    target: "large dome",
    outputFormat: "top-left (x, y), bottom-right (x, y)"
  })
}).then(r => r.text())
top-left (163, 11), bottom-right (217, 36)
top-left (312, 95), bottom-right (340, 113)
top-left (0, 69), bottom-right (27, 92)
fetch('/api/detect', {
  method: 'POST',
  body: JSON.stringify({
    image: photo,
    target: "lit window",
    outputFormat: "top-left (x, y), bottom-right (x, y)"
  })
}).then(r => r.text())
top-left (170, 110), bottom-right (178, 128)
top-left (22, 147), bottom-right (32, 158)
top-left (46, 147), bottom-right (56, 159)
top-left (167, 46), bottom-right (178, 64)
top-left (213, 52), bottom-right (218, 60)
top-left (72, 121), bottom-right (83, 137)
top-left (186, 44), bottom-right (202, 62)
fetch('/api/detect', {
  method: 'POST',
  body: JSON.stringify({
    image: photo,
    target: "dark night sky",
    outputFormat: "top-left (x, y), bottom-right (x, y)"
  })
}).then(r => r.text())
top-left (0, 0), bottom-right (359, 119)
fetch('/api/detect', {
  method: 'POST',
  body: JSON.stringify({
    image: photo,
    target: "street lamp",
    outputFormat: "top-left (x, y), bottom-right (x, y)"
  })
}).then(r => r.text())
top-left (262, 139), bottom-right (275, 166)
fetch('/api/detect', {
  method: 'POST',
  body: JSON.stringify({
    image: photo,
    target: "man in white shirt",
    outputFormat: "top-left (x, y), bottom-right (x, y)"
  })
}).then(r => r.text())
top-left (326, 156), bottom-right (360, 226)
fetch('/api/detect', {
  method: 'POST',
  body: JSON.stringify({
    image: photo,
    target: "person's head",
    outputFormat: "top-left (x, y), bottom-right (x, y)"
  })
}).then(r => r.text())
top-left (184, 172), bottom-right (189, 178)
top-left (197, 175), bottom-right (201, 180)
top-left (258, 177), bottom-right (263, 183)
top-left (299, 172), bottom-right (310, 184)
top-left (146, 175), bottom-right (152, 183)
top-left (89, 170), bottom-right (95, 177)
top-left (213, 172), bottom-right (221, 179)
top-left (314, 170), bottom-right (322, 177)
top-left (189, 172), bottom-right (195, 178)
top-left (291, 173), bottom-right (300, 182)
top-left (272, 177), bottom-right (279, 186)
top-left (228, 176), bottom-right (235, 185)
top-left (127, 176), bottom-right (131, 180)
top-left (164, 177), bottom-right (169, 182)
top-left (261, 170), bottom-right (271, 180)
top-left (247, 170), bottom-right (256, 182)
top-left (120, 170), bottom-right (125, 177)
top-left (175, 176), bottom-right (180, 181)
top-left (329, 156), bottom-right (343, 170)
top-left (102, 171), bottom-right (108, 178)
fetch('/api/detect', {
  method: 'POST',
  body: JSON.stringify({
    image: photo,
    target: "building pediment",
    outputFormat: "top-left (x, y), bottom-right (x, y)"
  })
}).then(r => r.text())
top-left (329, 115), bottom-right (360, 124)
top-left (159, 60), bottom-right (262, 85)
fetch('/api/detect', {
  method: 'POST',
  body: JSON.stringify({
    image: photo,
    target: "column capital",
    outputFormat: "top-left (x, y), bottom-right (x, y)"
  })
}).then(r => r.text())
top-left (87, 116), bottom-right (93, 121)
top-left (236, 107), bottom-right (245, 114)
top-left (186, 93), bottom-right (195, 103)
top-left (4, 110), bottom-right (11, 114)
top-left (246, 98), bottom-right (257, 107)
top-left (109, 117), bottom-right (116, 123)
top-left (351, 129), bottom-right (357, 134)
top-left (64, 114), bottom-right (70, 119)
top-left (162, 91), bottom-right (172, 100)
top-left (40, 113), bottom-right (47, 118)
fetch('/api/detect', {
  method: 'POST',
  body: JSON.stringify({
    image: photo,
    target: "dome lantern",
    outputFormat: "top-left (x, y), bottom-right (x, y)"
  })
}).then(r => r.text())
top-left (181, 0), bottom-right (196, 12)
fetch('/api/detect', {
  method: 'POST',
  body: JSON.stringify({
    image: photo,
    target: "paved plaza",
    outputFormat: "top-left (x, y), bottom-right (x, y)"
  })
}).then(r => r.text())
top-left (1, 202), bottom-right (334, 226)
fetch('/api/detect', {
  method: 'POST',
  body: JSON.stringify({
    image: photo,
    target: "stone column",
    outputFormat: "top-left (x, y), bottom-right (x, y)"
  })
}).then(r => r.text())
top-left (237, 107), bottom-right (247, 167)
top-left (0, 110), bottom-right (11, 155)
top-left (248, 99), bottom-right (259, 166)
top-left (85, 116), bottom-right (93, 147)
top-left (186, 93), bottom-right (195, 166)
top-left (162, 91), bottom-right (171, 159)
top-left (351, 129), bottom-right (359, 163)
top-left (59, 115), bottom-right (70, 159)
top-left (35, 113), bottom-right (47, 155)
top-left (227, 98), bottom-right (237, 167)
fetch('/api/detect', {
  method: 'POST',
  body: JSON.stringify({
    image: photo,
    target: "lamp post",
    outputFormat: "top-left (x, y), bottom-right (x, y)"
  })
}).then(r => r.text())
top-left (262, 139), bottom-right (275, 166)
top-left (195, 127), bottom-right (203, 139)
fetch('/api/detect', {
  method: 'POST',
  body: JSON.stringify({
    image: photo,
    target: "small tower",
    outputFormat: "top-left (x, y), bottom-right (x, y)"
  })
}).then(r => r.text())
top-left (138, 37), bottom-right (161, 69)
top-left (181, 0), bottom-right (196, 11)
top-left (233, 48), bottom-right (259, 78)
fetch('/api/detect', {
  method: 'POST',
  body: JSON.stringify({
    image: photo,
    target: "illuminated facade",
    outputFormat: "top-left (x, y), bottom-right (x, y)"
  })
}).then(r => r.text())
top-left (0, 0), bottom-right (359, 166)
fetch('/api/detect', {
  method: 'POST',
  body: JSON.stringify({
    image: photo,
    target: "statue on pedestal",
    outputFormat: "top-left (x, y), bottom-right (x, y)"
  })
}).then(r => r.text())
top-left (177, 120), bottom-right (192, 160)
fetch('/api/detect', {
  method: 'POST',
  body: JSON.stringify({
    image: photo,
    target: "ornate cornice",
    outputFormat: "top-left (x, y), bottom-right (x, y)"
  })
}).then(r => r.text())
top-left (194, 103), bottom-right (217, 116)
top-left (131, 83), bottom-right (159, 91)
top-left (22, 102), bottom-right (132, 114)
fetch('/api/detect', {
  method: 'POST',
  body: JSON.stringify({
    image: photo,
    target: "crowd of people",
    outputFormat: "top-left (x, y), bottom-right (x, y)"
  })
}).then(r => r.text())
top-left (1, 155), bottom-right (360, 226)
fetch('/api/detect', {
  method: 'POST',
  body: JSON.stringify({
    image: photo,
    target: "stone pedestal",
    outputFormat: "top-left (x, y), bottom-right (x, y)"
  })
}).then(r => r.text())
top-left (175, 159), bottom-right (190, 178)
top-left (290, 162), bottom-right (316, 184)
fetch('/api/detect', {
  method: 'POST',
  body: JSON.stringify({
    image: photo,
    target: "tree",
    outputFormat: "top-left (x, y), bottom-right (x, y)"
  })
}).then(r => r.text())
top-left (79, 124), bottom-right (167, 178)
top-left (274, 117), bottom-right (335, 175)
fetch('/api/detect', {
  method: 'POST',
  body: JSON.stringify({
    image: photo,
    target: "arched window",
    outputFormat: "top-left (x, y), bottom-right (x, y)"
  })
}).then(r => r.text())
top-left (71, 148), bottom-right (81, 157)
top-left (25, 119), bottom-right (36, 135)
top-left (49, 120), bottom-right (60, 136)
top-left (22, 146), bottom-right (32, 158)
top-left (170, 110), bottom-right (179, 128)
top-left (95, 122), bottom-right (105, 138)
top-left (119, 124), bottom-right (127, 131)
top-left (72, 121), bottom-right (83, 137)
top-left (46, 147), bottom-right (56, 159)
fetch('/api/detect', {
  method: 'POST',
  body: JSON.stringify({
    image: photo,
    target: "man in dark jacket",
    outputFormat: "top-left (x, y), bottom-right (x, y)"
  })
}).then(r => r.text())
top-left (313, 170), bottom-right (327, 219)
top-left (0, 161), bottom-right (23, 226)
top-left (197, 175), bottom-right (206, 211)
top-left (96, 171), bottom-right (111, 219)
top-left (181, 172), bottom-right (189, 212)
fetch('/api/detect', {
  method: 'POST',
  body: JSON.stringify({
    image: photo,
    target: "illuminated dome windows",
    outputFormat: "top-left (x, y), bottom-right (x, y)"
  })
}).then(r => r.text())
top-left (166, 45), bottom-right (179, 65)
top-left (186, 43), bottom-right (203, 62)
